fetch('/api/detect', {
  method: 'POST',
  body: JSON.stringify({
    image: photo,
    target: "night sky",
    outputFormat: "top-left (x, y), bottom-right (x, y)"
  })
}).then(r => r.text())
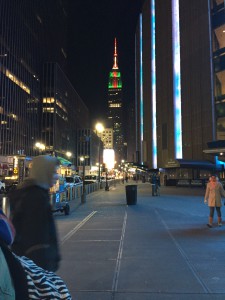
top-left (68, 0), bottom-right (144, 127)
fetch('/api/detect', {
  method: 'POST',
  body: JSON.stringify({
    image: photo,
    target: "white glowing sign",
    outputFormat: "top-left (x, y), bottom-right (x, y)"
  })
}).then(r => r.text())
top-left (140, 14), bottom-right (143, 165)
top-left (151, 0), bottom-right (157, 168)
top-left (103, 149), bottom-right (115, 170)
top-left (172, 0), bottom-right (182, 159)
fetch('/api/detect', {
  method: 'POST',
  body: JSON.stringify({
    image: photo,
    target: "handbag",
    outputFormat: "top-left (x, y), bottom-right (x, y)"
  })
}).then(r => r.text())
top-left (0, 240), bottom-right (72, 300)
top-left (16, 255), bottom-right (72, 300)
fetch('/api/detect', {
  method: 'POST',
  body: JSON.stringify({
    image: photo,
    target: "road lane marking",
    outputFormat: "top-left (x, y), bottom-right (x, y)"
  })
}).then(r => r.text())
top-left (61, 211), bottom-right (97, 245)
top-left (111, 211), bottom-right (127, 296)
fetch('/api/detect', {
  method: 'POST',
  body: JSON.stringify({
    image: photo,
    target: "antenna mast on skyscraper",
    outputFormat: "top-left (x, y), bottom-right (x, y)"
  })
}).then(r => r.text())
top-left (113, 37), bottom-right (118, 69)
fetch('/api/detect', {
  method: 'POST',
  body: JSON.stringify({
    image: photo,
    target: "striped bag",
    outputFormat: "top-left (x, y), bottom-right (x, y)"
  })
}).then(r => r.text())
top-left (15, 254), bottom-right (72, 300)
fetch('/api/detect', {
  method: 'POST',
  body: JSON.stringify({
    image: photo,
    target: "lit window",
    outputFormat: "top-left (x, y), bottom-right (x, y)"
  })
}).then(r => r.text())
top-left (6, 69), bottom-right (30, 94)
top-left (43, 98), bottom-right (55, 103)
top-left (8, 113), bottom-right (18, 120)
top-left (56, 99), bottom-right (67, 113)
top-left (43, 107), bottom-right (54, 113)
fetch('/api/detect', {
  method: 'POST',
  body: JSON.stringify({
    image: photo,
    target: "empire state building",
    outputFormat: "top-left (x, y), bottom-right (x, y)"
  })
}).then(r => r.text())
top-left (108, 38), bottom-right (125, 161)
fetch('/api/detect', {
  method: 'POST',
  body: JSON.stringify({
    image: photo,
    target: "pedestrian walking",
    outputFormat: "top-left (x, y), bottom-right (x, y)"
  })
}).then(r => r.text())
top-left (204, 174), bottom-right (225, 228)
top-left (9, 155), bottom-right (61, 272)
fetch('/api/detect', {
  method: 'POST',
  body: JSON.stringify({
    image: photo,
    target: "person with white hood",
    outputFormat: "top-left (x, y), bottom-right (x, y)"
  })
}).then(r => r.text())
top-left (9, 155), bottom-right (61, 272)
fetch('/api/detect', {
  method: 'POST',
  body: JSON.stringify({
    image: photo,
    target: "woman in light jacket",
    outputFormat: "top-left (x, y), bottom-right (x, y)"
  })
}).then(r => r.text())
top-left (204, 175), bottom-right (225, 227)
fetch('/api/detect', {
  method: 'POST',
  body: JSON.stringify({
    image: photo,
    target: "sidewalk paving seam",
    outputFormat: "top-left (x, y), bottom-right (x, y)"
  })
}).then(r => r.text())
top-left (111, 211), bottom-right (127, 297)
top-left (155, 208), bottom-right (211, 293)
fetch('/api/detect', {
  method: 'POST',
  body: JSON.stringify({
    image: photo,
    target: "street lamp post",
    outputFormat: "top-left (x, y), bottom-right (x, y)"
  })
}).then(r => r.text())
top-left (65, 151), bottom-right (72, 176)
top-left (105, 168), bottom-right (109, 191)
top-left (95, 122), bottom-right (104, 186)
top-left (80, 157), bottom-right (86, 203)
top-left (121, 160), bottom-right (125, 183)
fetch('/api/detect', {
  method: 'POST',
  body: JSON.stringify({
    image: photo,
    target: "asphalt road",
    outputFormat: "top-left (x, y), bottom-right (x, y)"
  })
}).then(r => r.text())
top-left (55, 182), bottom-right (225, 300)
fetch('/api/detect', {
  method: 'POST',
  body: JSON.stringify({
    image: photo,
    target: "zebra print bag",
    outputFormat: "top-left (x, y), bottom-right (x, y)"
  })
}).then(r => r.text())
top-left (15, 254), bottom-right (72, 300)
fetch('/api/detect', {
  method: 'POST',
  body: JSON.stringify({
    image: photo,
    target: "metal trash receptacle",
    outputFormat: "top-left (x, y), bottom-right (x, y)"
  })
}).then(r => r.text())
top-left (125, 185), bottom-right (137, 205)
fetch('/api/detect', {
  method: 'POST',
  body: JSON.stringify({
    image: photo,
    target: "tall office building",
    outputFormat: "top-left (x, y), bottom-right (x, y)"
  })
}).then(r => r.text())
top-left (108, 38), bottom-right (125, 162)
top-left (0, 0), bottom-right (89, 177)
top-left (135, 0), bottom-right (225, 181)
top-left (42, 62), bottom-right (89, 165)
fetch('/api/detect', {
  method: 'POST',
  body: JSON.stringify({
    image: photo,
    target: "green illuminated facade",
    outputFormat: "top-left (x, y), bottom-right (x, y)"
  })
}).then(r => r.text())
top-left (108, 71), bottom-right (122, 89)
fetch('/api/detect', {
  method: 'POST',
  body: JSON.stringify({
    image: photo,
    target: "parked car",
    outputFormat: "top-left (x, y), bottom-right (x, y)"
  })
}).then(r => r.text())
top-left (5, 181), bottom-right (18, 193)
top-left (65, 175), bottom-right (83, 188)
top-left (74, 175), bottom-right (83, 185)
top-left (0, 180), bottom-right (5, 193)
top-left (84, 175), bottom-right (99, 184)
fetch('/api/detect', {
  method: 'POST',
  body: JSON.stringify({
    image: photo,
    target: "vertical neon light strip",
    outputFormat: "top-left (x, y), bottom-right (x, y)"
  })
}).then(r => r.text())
top-left (172, 0), bottom-right (182, 158)
top-left (151, 0), bottom-right (157, 168)
top-left (140, 14), bottom-right (144, 164)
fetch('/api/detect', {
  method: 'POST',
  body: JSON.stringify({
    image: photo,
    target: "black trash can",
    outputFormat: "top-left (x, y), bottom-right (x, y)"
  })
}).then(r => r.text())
top-left (125, 185), bottom-right (137, 205)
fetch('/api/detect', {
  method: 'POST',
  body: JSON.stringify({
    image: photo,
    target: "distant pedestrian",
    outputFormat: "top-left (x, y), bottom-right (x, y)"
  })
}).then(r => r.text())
top-left (204, 175), bottom-right (225, 228)
top-left (10, 155), bottom-right (61, 272)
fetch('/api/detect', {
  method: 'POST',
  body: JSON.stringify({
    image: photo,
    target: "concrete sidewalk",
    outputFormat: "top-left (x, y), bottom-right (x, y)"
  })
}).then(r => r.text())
top-left (57, 182), bottom-right (225, 300)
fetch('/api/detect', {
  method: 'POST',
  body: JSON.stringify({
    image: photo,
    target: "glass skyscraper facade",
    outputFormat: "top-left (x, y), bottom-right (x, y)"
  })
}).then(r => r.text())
top-left (42, 63), bottom-right (89, 164)
top-left (0, 0), bottom-right (89, 177)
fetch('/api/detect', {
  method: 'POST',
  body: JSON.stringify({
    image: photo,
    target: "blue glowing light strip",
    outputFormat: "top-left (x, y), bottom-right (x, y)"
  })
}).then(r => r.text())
top-left (172, 0), bottom-right (182, 158)
top-left (140, 14), bottom-right (144, 164)
top-left (151, 0), bottom-right (157, 169)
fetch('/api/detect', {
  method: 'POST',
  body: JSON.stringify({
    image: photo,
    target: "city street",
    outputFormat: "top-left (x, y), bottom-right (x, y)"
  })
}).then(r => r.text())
top-left (56, 182), bottom-right (225, 300)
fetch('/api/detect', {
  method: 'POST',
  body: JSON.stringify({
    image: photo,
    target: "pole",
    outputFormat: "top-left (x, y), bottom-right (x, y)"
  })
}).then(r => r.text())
top-left (81, 159), bottom-right (86, 203)
top-left (98, 139), bottom-right (101, 182)
top-left (105, 168), bottom-right (109, 191)
top-left (98, 139), bottom-right (103, 189)
top-left (2, 196), bottom-right (10, 217)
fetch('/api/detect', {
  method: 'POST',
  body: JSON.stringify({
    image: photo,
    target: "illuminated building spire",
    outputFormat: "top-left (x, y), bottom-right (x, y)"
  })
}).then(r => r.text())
top-left (113, 37), bottom-right (118, 69)
top-left (108, 38), bottom-right (122, 89)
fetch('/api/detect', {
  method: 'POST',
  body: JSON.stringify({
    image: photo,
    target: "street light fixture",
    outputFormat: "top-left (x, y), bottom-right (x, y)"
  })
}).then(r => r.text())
top-left (66, 151), bottom-right (72, 158)
top-left (80, 156), bottom-right (86, 203)
top-left (95, 122), bottom-right (104, 185)
top-left (121, 159), bottom-right (125, 183)
top-left (35, 142), bottom-right (45, 154)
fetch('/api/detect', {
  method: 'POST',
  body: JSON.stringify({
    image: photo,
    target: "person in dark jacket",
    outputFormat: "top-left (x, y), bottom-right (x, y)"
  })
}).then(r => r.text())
top-left (10, 155), bottom-right (61, 272)
top-left (0, 207), bottom-right (72, 300)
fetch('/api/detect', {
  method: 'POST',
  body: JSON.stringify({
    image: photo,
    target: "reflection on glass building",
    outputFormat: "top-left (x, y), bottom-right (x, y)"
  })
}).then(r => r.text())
top-left (135, 0), bottom-right (225, 181)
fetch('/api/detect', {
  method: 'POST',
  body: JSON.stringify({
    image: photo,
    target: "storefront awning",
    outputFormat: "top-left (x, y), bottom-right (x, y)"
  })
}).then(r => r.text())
top-left (176, 159), bottom-right (216, 169)
top-left (203, 148), bottom-right (225, 155)
top-left (57, 156), bottom-right (72, 167)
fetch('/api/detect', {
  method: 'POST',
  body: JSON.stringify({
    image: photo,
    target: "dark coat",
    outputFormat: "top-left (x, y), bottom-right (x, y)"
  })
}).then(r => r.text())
top-left (10, 184), bottom-right (60, 272)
